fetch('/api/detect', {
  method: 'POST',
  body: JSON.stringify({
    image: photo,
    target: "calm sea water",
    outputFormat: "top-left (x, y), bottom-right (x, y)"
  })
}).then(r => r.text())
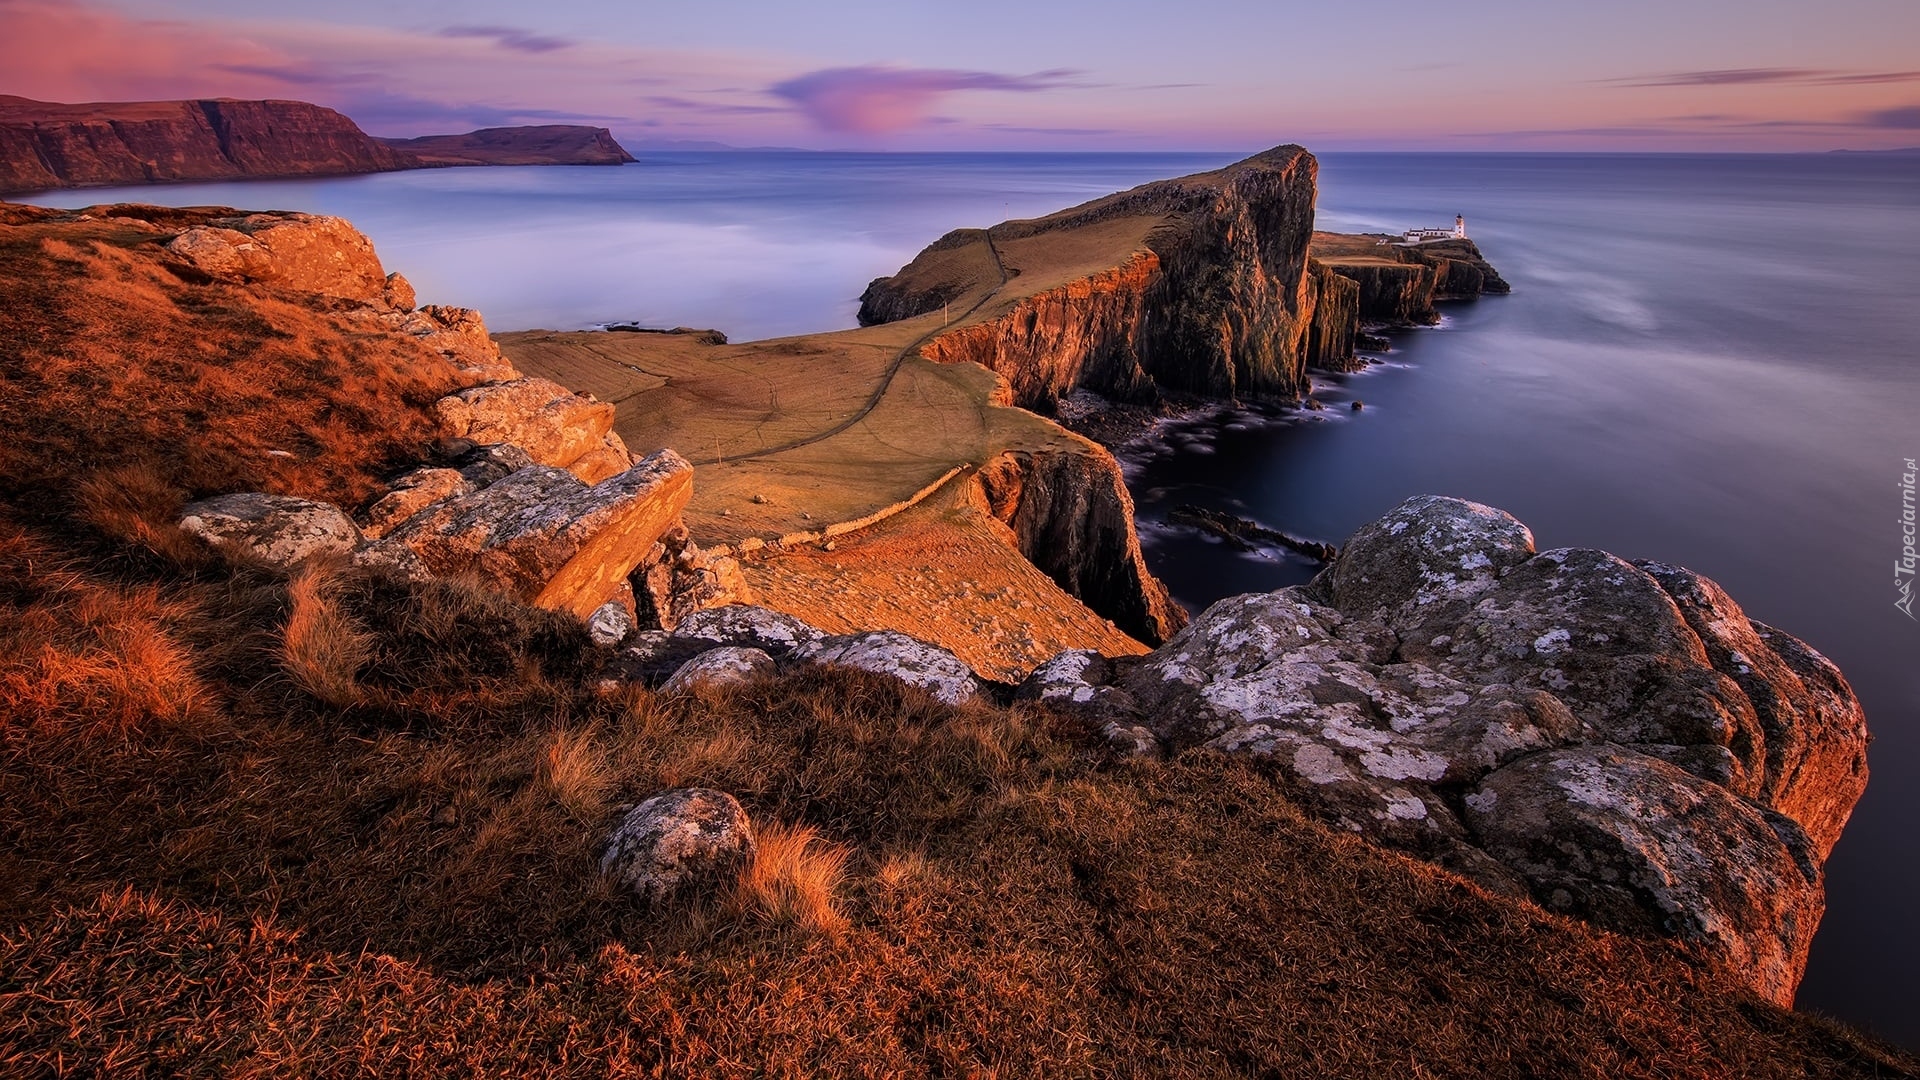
top-left (22, 150), bottom-right (1920, 1047)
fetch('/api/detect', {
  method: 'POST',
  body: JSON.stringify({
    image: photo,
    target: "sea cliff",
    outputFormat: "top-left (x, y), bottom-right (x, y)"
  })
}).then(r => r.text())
top-left (859, 146), bottom-right (1506, 413)
top-left (0, 96), bottom-right (635, 194)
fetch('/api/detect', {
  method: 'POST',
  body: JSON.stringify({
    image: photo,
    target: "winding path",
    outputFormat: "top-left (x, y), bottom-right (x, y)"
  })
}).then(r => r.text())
top-left (688, 228), bottom-right (1007, 467)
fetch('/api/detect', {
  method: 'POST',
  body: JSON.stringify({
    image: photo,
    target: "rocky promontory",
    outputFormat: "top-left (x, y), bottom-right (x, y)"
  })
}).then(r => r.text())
top-left (0, 96), bottom-right (636, 194)
top-left (857, 146), bottom-right (1507, 413)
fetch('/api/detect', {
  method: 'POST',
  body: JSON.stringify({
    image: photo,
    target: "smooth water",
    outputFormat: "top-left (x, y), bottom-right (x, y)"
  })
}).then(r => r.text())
top-left (22, 150), bottom-right (1919, 1047)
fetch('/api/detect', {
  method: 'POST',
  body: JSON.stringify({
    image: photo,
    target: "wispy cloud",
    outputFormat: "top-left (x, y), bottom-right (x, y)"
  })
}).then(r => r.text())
top-left (769, 65), bottom-right (1082, 133)
top-left (437, 25), bottom-right (575, 54)
top-left (1862, 104), bottom-right (1920, 129)
top-left (643, 95), bottom-right (788, 116)
top-left (1603, 67), bottom-right (1920, 88)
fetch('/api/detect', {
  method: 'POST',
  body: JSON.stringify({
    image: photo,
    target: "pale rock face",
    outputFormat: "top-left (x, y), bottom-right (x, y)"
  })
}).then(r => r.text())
top-left (164, 213), bottom-right (387, 302)
top-left (359, 467), bottom-right (473, 540)
top-left (179, 492), bottom-right (361, 568)
top-left (600, 789), bottom-right (755, 903)
top-left (661, 646), bottom-right (777, 694)
top-left (432, 377), bottom-right (626, 477)
top-left (1046, 494), bottom-right (1868, 1004)
top-left (670, 605), bottom-right (826, 656)
top-left (798, 630), bottom-right (981, 705)
top-left (398, 305), bottom-right (518, 385)
top-left (1465, 746), bottom-right (1824, 1006)
top-left (362, 451), bottom-right (693, 619)
top-left (587, 599), bottom-right (636, 647)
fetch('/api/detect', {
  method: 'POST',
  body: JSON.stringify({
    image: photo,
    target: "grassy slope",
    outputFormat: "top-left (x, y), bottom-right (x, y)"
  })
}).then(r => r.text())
top-left (0, 202), bottom-right (1915, 1077)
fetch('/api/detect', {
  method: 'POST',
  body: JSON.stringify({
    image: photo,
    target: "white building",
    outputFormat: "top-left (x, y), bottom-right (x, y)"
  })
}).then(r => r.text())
top-left (1398, 215), bottom-right (1467, 244)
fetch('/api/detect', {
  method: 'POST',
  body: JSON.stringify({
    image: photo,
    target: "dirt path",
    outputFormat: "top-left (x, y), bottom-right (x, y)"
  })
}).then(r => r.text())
top-left (688, 229), bottom-right (1007, 467)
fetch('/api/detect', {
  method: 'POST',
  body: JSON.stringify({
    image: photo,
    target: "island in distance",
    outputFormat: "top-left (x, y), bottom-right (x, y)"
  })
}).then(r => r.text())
top-left (0, 95), bottom-right (634, 195)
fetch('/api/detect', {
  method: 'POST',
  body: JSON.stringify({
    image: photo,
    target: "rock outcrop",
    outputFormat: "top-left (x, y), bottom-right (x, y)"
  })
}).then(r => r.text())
top-left (377, 125), bottom-right (636, 167)
top-left (600, 789), bottom-right (756, 903)
top-left (1022, 495), bottom-right (1867, 1005)
top-left (433, 377), bottom-right (634, 483)
top-left (365, 453), bottom-right (694, 619)
top-left (974, 446), bottom-right (1185, 644)
top-left (859, 146), bottom-right (1505, 412)
top-left (796, 630), bottom-right (983, 705)
top-left (179, 492), bottom-right (362, 568)
top-left (0, 96), bottom-right (410, 194)
top-left (1315, 237), bottom-right (1512, 327)
top-left (661, 646), bottom-right (778, 694)
top-left (163, 213), bottom-right (389, 302)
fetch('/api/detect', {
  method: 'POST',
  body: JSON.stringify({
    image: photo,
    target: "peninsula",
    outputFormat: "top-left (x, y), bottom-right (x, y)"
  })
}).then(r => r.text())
top-left (0, 95), bottom-right (635, 195)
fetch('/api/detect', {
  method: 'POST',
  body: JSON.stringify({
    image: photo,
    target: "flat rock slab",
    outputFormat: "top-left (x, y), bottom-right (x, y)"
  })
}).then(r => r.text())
top-left (366, 451), bottom-right (693, 619)
top-left (180, 491), bottom-right (361, 567)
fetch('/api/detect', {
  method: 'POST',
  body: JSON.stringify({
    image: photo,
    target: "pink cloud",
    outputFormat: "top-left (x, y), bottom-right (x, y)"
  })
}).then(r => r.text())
top-left (769, 65), bottom-right (1080, 133)
top-left (0, 0), bottom-right (302, 102)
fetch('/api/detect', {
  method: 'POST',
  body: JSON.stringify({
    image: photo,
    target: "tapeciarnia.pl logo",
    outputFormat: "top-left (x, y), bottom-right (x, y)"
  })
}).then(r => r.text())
top-left (1900, 458), bottom-right (1917, 620)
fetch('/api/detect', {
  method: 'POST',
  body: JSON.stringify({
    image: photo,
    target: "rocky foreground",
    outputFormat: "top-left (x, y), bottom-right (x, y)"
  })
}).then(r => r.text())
top-left (0, 95), bottom-right (634, 194)
top-left (0, 160), bottom-right (1905, 1074)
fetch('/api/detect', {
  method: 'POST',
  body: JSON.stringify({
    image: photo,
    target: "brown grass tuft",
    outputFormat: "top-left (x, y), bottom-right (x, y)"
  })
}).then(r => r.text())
top-left (279, 565), bottom-right (372, 708)
top-left (537, 726), bottom-right (611, 819)
top-left (735, 820), bottom-right (851, 937)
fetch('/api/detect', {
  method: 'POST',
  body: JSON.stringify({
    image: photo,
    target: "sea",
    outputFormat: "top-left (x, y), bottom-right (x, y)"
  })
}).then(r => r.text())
top-left (19, 149), bottom-right (1920, 1048)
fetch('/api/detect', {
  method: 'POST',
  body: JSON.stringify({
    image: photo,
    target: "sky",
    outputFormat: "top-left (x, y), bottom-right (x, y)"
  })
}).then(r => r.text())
top-left (3, 0), bottom-right (1918, 151)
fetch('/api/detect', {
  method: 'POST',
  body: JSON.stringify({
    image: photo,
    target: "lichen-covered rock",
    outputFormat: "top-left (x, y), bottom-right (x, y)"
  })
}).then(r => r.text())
top-left (1101, 493), bottom-right (1870, 1003)
top-left (1018, 649), bottom-right (1149, 735)
top-left (165, 213), bottom-right (388, 302)
top-left (587, 599), bottom-right (635, 646)
top-left (661, 646), bottom-right (777, 694)
top-left (798, 630), bottom-right (981, 705)
top-left (599, 631), bottom-right (719, 689)
top-left (362, 452), bottom-right (693, 619)
top-left (433, 377), bottom-right (623, 478)
top-left (382, 271), bottom-right (416, 312)
top-left (600, 789), bottom-right (755, 903)
top-left (671, 604), bottom-right (826, 656)
top-left (179, 492), bottom-right (361, 567)
top-left (1464, 746), bottom-right (1824, 1006)
top-left (386, 305), bottom-right (517, 385)
top-left (359, 467), bottom-right (473, 540)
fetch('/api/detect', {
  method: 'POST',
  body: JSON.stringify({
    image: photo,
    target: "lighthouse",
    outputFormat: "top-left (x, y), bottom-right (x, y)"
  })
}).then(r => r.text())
top-left (1454, 214), bottom-right (1467, 239)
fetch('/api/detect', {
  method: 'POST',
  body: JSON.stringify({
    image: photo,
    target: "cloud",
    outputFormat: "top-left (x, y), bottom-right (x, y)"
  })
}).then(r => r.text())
top-left (643, 95), bottom-right (788, 116)
top-left (1862, 105), bottom-right (1920, 129)
top-left (1603, 68), bottom-right (1920, 88)
top-left (768, 65), bottom-right (1082, 133)
top-left (0, 0), bottom-right (305, 101)
top-left (438, 25), bottom-right (575, 54)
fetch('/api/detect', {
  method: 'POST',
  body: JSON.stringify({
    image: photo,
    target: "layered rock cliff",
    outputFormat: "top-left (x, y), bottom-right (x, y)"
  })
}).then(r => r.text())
top-left (0, 96), bottom-right (410, 193)
top-left (858, 146), bottom-right (1502, 412)
top-left (0, 97), bottom-right (638, 195)
top-left (378, 126), bottom-right (636, 167)
top-left (1312, 233), bottom-right (1512, 326)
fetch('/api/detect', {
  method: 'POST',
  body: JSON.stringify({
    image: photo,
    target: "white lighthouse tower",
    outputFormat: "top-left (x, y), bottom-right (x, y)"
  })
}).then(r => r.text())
top-left (1454, 214), bottom-right (1467, 239)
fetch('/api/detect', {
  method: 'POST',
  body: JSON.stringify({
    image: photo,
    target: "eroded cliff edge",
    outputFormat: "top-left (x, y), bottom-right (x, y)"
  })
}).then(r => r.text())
top-left (0, 96), bottom-right (635, 195)
top-left (858, 145), bottom-right (1505, 411)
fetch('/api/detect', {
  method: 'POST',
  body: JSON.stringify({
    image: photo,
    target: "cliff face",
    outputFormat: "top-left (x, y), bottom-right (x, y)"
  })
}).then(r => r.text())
top-left (0, 96), bottom-right (410, 194)
top-left (377, 126), bottom-right (636, 167)
top-left (1315, 236), bottom-right (1512, 326)
top-left (973, 444), bottom-right (1186, 645)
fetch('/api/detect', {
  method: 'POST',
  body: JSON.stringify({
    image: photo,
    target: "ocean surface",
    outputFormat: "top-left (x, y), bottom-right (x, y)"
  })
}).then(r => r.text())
top-left (21, 150), bottom-right (1920, 1048)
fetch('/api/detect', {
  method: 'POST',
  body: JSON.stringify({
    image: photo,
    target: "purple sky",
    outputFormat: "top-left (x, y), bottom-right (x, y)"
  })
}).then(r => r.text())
top-left (5, 0), bottom-right (1918, 151)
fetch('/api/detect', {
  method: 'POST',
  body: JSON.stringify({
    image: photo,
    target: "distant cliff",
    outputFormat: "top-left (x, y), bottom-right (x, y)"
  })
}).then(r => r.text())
top-left (858, 146), bottom-right (1506, 411)
top-left (0, 96), bottom-right (410, 194)
top-left (1311, 231), bottom-right (1511, 327)
top-left (0, 97), bottom-right (636, 195)
top-left (377, 126), bottom-right (636, 167)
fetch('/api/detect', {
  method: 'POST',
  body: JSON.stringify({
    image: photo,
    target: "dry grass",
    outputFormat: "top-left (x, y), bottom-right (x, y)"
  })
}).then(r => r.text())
top-left (279, 565), bottom-right (373, 708)
top-left (735, 820), bottom-right (852, 937)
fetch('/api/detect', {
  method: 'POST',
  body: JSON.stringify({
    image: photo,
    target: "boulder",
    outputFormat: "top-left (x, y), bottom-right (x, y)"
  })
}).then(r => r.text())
top-left (587, 599), bottom-right (635, 647)
top-left (359, 467), bottom-right (473, 540)
top-left (661, 647), bottom-right (778, 694)
top-left (599, 631), bottom-right (721, 689)
top-left (670, 604), bottom-right (826, 656)
top-left (165, 213), bottom-right (387, 302)
top-left (600, 789), bottom-right (756, 903)
top-left (1464, 746), bottom-right (1824, 1006)
top-left (797, 630), bottom-right (981, 705)
top-left (1313, 494), bottom-right (1534, 624)
top-left (432, 377), bottom-right (624, 476)
top-left (179, 492), bottom-right (361, 567)
top-left (382, 271), bottom-right (416, 312)
top-left (362, 451), bottom-right (694, 619)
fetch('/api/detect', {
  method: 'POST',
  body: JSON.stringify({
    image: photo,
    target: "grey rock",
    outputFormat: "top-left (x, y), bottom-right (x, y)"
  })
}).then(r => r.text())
top-left (661, 646), bottom-right (777, 694)
top-left (360, 467), bottom-right (473, 540)
top-left (587, 599), bottom-right (636, 647)
top-left (453, 443), bottom-right (538, 487)
top-left (1464, 745), bottom-right (1823, 1006)
top-left (1313, 494), bottom-right (1534, 623)
top-left (179, 492), bottom-right (361, 567)
top-left (671, 604), bottom-right (826, 656)
top-left (600, 788), bottom-right (755, 903)
top-left (797, 630), bottom-right (981, 705)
